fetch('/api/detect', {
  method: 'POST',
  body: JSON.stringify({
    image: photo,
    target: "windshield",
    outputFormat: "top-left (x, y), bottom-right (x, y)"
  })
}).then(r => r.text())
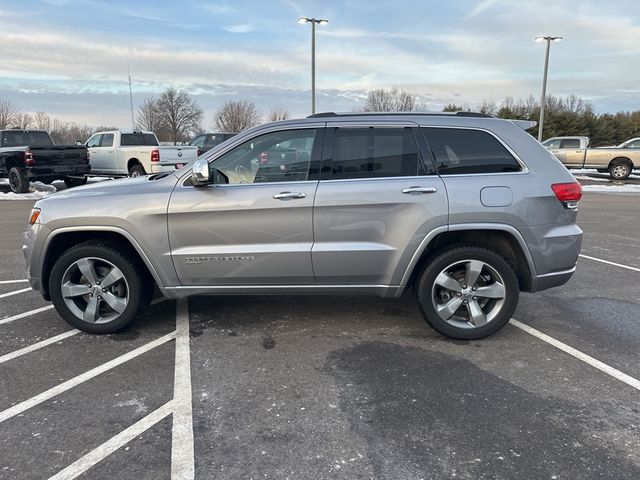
top-left (1, 130), bottom-right (54, 148)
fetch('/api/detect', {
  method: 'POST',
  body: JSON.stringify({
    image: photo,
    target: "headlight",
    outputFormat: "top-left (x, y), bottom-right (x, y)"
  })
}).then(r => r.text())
top-left (29, 207), bottom-right (41, 225)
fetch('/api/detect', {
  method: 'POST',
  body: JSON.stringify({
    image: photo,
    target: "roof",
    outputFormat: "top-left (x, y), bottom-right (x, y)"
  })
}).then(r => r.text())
top-left (307, 111), bottom-right (492, 119)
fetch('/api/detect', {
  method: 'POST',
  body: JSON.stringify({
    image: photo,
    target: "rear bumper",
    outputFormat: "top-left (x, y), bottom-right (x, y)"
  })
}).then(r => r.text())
top-left (26, 165), bottom-right (91, 178)
top-left (530, 266), bottom-right (576, 292)
top-left (151, 163), bottom-right (185, 174)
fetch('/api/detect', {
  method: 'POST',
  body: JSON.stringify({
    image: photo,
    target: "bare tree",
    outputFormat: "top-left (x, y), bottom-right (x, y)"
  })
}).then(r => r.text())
top-left (49, 119), bottom-right (93, 145)
top-left (268, 107), bottom-right (290, 122)
top-left (14, 113), bottom-right (33, 129)
top-left (33, 111), bottom-right (51, 131)
top-left (155, 87), bottom-right (203, 144)
top-left (0, 98), bottom-right (19, 129)
top-left (363, 87), bottom-right (417, 112)
top-left (214, 100), bottom-right (261, 132)
top-left (136, 97), bottom-right (161, 131)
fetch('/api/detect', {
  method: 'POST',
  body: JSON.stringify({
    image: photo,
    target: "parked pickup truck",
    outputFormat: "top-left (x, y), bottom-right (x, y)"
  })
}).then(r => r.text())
top-left (542, 136), bottom-right (640, 180)
top-left (85, 130), bottom-right (198, 177)
top-left (0, 129), bottom-right (90, 193)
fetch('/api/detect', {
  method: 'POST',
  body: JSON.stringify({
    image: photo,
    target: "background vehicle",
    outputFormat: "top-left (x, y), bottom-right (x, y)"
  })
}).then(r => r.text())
top-left (616, 137), bottom-right (640, 149)
top-left (85, 130), bottom-right (198, 177)
top-left (24, 113), bottom-right (583, 340)
top-left (189, 132), bottom-right (237, 156)
top-left (0, 129), bottom-right (90, 193)
top-left (542, 136), bottom-right (640, 179)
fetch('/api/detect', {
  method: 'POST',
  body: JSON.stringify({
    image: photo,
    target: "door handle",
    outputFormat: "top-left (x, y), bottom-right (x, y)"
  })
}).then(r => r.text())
top-left (402, 186), bottom-right (437, 194)
top-left (273, 192), bottom-right (306, 200)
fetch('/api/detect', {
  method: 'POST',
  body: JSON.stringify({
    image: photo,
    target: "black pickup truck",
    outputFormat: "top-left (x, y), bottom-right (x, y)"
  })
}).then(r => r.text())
top-left (0, 129), bottom-right (91, 193)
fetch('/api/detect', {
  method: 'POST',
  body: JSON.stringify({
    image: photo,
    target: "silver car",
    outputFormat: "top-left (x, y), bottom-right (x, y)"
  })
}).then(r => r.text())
top-left (23, 112), bottom-right (583, 340)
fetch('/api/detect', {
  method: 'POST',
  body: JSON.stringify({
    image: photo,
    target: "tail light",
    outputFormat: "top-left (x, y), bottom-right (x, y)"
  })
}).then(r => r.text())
top-left (25, 149), bottom-right (35, 166)
top-left (86, 150), bottom-right (91, 162)
top-left (552, 182), bottom-right (582, 209)
top-left (151, 149), bottom-right (160, 163)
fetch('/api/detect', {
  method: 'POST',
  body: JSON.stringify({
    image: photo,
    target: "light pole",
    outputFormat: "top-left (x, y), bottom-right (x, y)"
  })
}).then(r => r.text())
top-left (298, 17), bottom-right (328, 114)
top-left (535, 36), bottom-right (562, 141)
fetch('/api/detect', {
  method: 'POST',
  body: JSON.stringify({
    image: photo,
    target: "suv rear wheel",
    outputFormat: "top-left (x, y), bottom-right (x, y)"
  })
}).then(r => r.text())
top-left (49, 241), bottom-right (152, 333)
top-left (8, 167), bottom-right (29, 193)
top-left (416, 246), bottom-right (519, 340)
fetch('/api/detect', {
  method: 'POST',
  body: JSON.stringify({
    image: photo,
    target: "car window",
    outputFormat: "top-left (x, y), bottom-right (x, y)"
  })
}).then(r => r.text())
top-left (101, 133), bottom-right (114, 147)
top-left (1, 131), bottom-right (54, 148)
top-left (121, 133), bottom-right (159, 146)
top-left (626, 140), bottom-right (640, 149)
top-left (422, 128), bottom-right (521, 175)
top-left (86, 134), bottom-right (102, 148)
top-left (329, 128), bottom-right (424, 180)
top-left (212, 129), bottom-right (317, 184)
top-left (190, 135), bottom-right (205, 147)
top-left (543, 139), bottom-right (561, 149)
top-left (559, 139), bottom-right (581, 149)
top-left (205, 135), bottom-right (225, 147)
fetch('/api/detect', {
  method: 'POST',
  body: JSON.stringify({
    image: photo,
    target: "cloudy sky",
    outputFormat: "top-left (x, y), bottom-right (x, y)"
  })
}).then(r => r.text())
top-left (1, 0), bottom-right (639, 128)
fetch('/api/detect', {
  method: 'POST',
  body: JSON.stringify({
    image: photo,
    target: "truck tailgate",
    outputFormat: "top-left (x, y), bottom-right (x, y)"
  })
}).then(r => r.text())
top-left (157, 146), bottom-right (198, 168)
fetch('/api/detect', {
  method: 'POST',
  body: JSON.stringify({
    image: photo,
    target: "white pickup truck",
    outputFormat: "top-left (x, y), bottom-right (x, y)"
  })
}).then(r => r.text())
top-left (542, 136), bottom-right (640, 180)
top-left (85, 130), bottom-right (198, 177)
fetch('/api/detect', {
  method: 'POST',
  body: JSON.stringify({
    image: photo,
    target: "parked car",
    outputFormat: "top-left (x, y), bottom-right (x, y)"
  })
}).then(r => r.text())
top-left (0, 129), bottom-right (90, 193)
top-left (542, 136), bottom-right (640, 179)
top-left (189, 132), bottom-right (237, 156)
top-left (616, 137), bottom-right (640, 149)
top-left (24, 112), bottom-right (583, 340)
top-left (85, 130), bottom-right (198, 177)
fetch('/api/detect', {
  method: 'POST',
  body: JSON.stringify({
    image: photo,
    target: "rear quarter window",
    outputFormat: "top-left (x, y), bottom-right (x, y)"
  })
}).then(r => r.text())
top-left (421, 128), bottom-right (521, 175)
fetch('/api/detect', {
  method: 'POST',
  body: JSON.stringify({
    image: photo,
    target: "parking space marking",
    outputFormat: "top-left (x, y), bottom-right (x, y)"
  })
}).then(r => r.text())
top-left (171, 299), bottom-right (194, 480)
top-left (48, 400), bottom-right (175, 480)
top-left (0, 331), bottom-right (177, 424)
top-left (511, 319), bottom-right (640, 391)
top-left (0, 279), bottom-right (29, 285)
top-left (0, 329), bottom-right (80, 365)
top-left (0, 305), bottom-right (54, 325)
top-left (0, 287), bottom-right (32, 299)
top-left (579, 254), bottom-right (640, 273)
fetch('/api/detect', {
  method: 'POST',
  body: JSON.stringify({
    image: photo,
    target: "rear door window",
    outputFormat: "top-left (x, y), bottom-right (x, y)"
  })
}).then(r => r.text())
top-left (121, 133), bottom-right (158, 146)
top-left (328, 128), bottom-right (426, 180)
top-left (100, 133), bottom-right (114, 147)
top-left (559, 139), bottom-right (581, 149)
top-left (421, 128), bottom-right (521, 175)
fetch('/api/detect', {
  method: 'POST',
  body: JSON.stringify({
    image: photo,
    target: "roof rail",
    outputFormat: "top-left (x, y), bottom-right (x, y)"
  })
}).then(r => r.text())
top-left (306, 111), bottom-right (493, 119)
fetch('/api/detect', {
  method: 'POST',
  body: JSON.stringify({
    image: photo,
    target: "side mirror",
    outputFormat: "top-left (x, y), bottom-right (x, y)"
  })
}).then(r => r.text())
top-left (76, 140), bottom-right (83, 146)
top-left (191, 158), bottom-right (210, 186)
top-left (191, 158), bottom-right (229, 186)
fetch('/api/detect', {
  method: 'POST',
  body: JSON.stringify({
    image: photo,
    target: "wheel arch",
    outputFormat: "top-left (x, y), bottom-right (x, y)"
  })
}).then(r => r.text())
top-left (400, 224), bottom-right (536, 294)
top-left (127, 158), bottom-right (144, 172)
top-left (40, 227), bottom-right (163, 300)
top-left (608, 156), bottom-right (634, 169)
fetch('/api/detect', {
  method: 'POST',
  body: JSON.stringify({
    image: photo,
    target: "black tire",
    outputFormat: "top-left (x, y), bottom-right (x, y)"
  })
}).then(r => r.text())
top-left (128, 164), bottom-right (146, 177)
top-left (609, 160), bottom-right (632, 180)
top-left (416, 246), bottom-right (519, 340)
top-left (49, 241), bottom-right (153, 334)
top-left (64, 176), bottom-right (88, 188)
top-left (8, 167), bottom-right (29, 193)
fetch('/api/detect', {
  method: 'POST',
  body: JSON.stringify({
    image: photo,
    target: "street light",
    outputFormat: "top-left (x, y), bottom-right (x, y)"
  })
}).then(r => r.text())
top-left (535, 35), bottom-right (562, 141)
top-left (298, 17), bottom-right (328, 114)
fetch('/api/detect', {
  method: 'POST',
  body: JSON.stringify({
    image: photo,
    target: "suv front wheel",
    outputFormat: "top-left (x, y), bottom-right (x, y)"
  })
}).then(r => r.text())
top-left (416, 246), bottom-right (519, 340)
top-left (49, 241), bottom-right (152, 333)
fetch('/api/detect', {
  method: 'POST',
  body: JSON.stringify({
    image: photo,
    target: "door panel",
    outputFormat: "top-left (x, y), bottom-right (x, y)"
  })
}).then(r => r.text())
top-left (168, 126), bottom-right (323, 286)
top-left (312, 125), bottom-right (448, 285)
top-left (168, 182), bottom-right (318, 285)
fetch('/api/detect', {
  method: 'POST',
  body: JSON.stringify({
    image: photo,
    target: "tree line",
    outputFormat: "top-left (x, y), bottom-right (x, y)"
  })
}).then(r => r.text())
top-left (2, 87), bottom-right (639, 147)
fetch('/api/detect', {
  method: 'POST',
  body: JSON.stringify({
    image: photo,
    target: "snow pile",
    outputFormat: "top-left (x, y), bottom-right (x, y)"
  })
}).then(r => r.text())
top-left (574, 175), bottom-right (610, 182)
top-left (582, 184), bottom-right (640, 193)
top-left (0, 180), bottom-right (57, 200)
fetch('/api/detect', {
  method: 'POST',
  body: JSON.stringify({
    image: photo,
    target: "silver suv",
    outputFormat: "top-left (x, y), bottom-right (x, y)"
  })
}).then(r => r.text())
top-left (23, 112), bottom-right (583, 340)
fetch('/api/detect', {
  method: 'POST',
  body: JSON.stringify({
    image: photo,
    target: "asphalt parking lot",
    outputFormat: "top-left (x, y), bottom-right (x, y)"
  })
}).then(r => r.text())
top-left (1, 178), bottom-right (639, 479)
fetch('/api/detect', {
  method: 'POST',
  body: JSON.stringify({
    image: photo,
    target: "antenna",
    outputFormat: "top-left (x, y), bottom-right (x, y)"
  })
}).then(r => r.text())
top-left (128, 65), bottom-right (135, 130)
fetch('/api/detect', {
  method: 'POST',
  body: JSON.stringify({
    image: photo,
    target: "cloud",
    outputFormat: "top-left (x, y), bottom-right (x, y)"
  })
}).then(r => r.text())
top-left (224, 24), bottom-right (254, 33)
top-left (464, 0), bottom-right (502, 19)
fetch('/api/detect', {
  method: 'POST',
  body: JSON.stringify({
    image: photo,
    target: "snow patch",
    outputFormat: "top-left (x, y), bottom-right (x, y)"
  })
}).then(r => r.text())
top-left (574, 175), bottom-right (610, 182)
top-left (0, 180), bottom-right (57, 200)
top-left (582, 184), bottom-right (640, 193)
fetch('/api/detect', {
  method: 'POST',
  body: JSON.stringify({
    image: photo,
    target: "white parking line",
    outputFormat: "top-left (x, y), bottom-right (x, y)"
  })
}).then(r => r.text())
top-left (171, 299), bottom-right (194, 480)
top-left (0, 305), bottom-right (54, 325)
top-left (0, 279), bottom-right (29, 285)
top-left (0, 329), bottom-right (80, 365)
top-left (511, 319), bottom-right (640, 391)
top-left (0, 331), bottom-right (177, 424)
top-left (579, 254), bottom-right (640, 273)
top-left (0, 287), bottom-right (32, 299)
top-left (48, 400), bottom-right (175, 480)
